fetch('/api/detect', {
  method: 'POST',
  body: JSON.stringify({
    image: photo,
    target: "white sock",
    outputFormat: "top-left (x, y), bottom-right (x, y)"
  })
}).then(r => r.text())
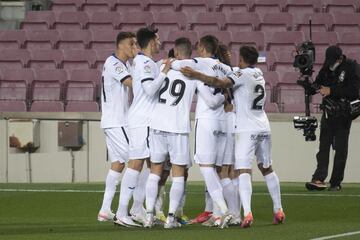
top-left (200, 167), bottom-right (228, 215)
top-left (131, 168), bottom-right (150, 215)
top-left (232, 178), bottom-right (241, 218)
top-left (155, 185), bottom-right (166, 214)
top-left (212, 201), bottom-right (222, 218)
top-left (238, 173), bottom-right (252, 216)
top-left (168, 176), bottom-right (185, 215)
top-left (116, 168), bottom-right (140, 218)
top-left (264, 172), bottom-right (283, 213)
top-left (204, 187), bottom-right (213, 212)
top-left (100, 169), bottom-right (121, 213)
top-left (176, 186), bottom-right (186, 217)
top-left (221, 178), bottom-right (237, 216)
top-left (145, 173), bottom-right (161, 213)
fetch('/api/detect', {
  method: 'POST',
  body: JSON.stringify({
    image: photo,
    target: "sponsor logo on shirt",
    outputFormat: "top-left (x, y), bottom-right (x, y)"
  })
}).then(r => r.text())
top-left (115, 66), bottom-right (124, 74)
top-left (144, 65), bottom-right (152, 73)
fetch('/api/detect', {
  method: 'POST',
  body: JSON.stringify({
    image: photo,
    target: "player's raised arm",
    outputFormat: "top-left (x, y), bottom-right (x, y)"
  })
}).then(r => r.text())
top-left (180, 66), bottom-right (233, 88)
top-left (171, 59), bottom-right (197, 71)
top-left (196, 81), bottom-right (225, 109)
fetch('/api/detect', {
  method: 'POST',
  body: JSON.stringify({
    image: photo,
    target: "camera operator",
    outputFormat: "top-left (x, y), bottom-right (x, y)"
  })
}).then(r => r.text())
top-left (306, 46), bottom-right (360, 191)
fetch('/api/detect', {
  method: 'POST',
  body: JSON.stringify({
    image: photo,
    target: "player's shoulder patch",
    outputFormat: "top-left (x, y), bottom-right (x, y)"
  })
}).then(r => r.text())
top-left (144, 64), bottom-right (152, 73)
top-left (115, 65), bottom-right (125, 74)
top-left (234, 69), bottom-right (243, 78)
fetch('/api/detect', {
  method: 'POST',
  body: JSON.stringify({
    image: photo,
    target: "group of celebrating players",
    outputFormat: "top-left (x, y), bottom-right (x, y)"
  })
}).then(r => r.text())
top-left (97, 26), bottom-right (285, 229)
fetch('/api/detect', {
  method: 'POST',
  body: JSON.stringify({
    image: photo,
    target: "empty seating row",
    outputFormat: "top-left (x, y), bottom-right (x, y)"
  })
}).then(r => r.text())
top-left (49, 0), bottom-right (360, 14)
top-left (21, 11), bottom-right (360, 34)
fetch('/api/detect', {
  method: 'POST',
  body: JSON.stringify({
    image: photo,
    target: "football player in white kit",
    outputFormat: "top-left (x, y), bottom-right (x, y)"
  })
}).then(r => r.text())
top-left (181, 45), bottom-right (285, 228)
top-left (115, 27), bottom-right (172, 227)
top-left (144, 38), bottom-right (196, 228)
top-left (97, 32), bottom-right (137, 222)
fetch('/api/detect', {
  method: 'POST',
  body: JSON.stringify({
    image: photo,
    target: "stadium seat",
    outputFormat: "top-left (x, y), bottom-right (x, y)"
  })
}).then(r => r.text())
top-left (230, 31), bottom-right (265, 51)
top-left (58, 30), bottom-right (91, 50)
top-left (29, 49), bottom-right (63, 69)
top-left (215, 0), bottom-right (253, 14)
top-left (331, 13), bottom-right (360, 33)
top-left (282, 102), bottom-right (309, 113)
top-left (30, 101), bottom-right (64, 112)
top-left (311, 32), bottom-right (339, 58)
top-left (65, 70), bottom-right (99, 104)
top-left (31, 77), bottom-right (62, 102)
top-left (0, 79), bottom-right (28, 101)
top-left (34, 69), bottom-right (68, 84)
top-left (24, 30), bottom-right (59, 50)
top-left (50, 0), bottom-right (85, 12)
top-left (153, 12), bottom-right (187, 36)
top-left (179, 0), bottom-right (215, 15)
top-left (119, 12), bottom-right (154, 31)
top-left (146, 0), bottom-right (179, 12)
top-left (200, 31), bottom-right (231, 47)
top-left (252, 0), bottom-right (286, 15)
top-left (265, 102), bottom-right (280, 113)
top-left (87, 12), bottom-right (121, 31)
top-left (271, 51), bottom-right (296, 74)
top-left (224, 13), bottom-right (260, 32)
top-left (188, 12), bottom-right (225, 32)
top-left (114, 0), bottom-right (146, 12)
top-left (2, 68), bottom-right (34, 84)
top-left (0, 30), bottom-right (26, 50)
top-left (162, 31), bottom-right (199, 51)
top-left (266, 31), bottom-right (305, 53)
top-left (321, 0), bottom-right (359, 14)
top-left (0, 101), bottom-right (27, 112)
top-left (90, 30), bottom-right (117, 51)
top-left (347, 50), bottom-right (360, 63)
top-left (278, 71), bottom-right (301, 84)
top-left (284, 0), bottom-right (321, 21)
top-left (338, 33), bottom-right (360, 53)
top-left (0, 49), bottom-right (30, 69)
top-left (293, 13), bottom-right (333, 32)
top-left (259, 13), bottom-right (293, 33)
top-left (62, 49), bottom-right (96, 70)
top-left (54, 12), bottom-right (89, 30)
top-left (95, 49), bottom-right (114, 70)
top-left (70, 69), bottom-right (101, 87)
top-left (65, 101), bottom-right (100, 112)
top-left (82, 0), bottom-right (117, 13)
top-left (263, 71), bottom-right (280, 88)
top-left (20, 11), bottom-right (55, 30)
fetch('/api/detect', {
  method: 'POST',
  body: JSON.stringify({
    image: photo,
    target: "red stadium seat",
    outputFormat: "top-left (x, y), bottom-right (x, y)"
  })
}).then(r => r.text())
top-left (188, 12), bottom-right (225, 32)
top-left (263, 71), bottom-right (280, 88)
top-left (58, 30), bottom-right (91, 50)
top-left (278, 71), bottom-right (301, 84)
top-left (65, 101), bottom-right (100, 112)
top-left (179, 0), bottom-right (215, 15)
top-left (0, 69), bottom-right (32, 103)
top-left (34, 69), bottom-right (68, 84)
top-left (87, 12), bottom-right (121, 31)
top-left (65, 81), bottom-right (96, 102)
top-left (321, 0), bottom-right (359, 14)
top-left (311, 32), bottom-right (339, 59)
top-left (82, 0), bottom-right (117, 13)
top-left (29, 49), bottom-right (63, 69)
top-left (2, 68), bottom-right (34, 84)
top-left (230, 31), bottom-right (265, 51)
top-left (0, 49), bottom-right (30, 69)
top-left (294, 13), bottom-right (333, 32)
top-left (200, 31), bottom-right (231, 47)
top-left (30, 101), bottom-right (64, 112)
top-left (90, 30), bottom-right (117, 51)
top-left (24, 30), bottom-right (59, 50)
top-left (162, 31), bottom-right (199, 51)
top-left (20, 11), bottom-right (55, 30)
top-left (338, 33), bottom-right (360, 53)
top-left (31, 78), bottom-right (62, 102)
top-left (70, 69), bottom-right (101, 87)
top-left (95, 49), bottom-right (114, 70)
top-left (54, 11), bottom-right (89, 30)
top-left (62, 49), bottom-right (97, 70)
top-left (331, 13), bottom-right (360, 33)
top-left (282, 102), bottom-right (309, 113)
top-left (347, 50), bottom-right (360, 63)
top-left (215, 0), bottom-right (253, 14)
top-left (147, 0), bottom-right (179, 12)
top-left (284, 0), bottom-right (321, 21)
top-left (259, 13), bottom-right (293, 33)
top-left (224, 13), bottom-right (260, 32)
top-left (252, 0), bottom-right (286, 15)
top-left (266, 31), bottom-right (305, 53)
top-left (0, 30), bottom-right (26, 50)
top-left (114, 0), bottom-right (146, 12)
top-left (50, 0), bottom-right (85, 12)
top-left (119, 12), bottom-right (154, 31)
top-left (153, 12), bottom-right (187, 36)
top-left (271, 51), bottom-right (296, 74)
top-left (0, 101), bottom-right (27, 112)
top-left (265, 103), bottom-right (280, 113)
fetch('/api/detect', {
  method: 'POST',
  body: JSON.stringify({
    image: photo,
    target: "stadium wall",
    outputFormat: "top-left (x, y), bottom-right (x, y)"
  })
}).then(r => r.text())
top-left (1, 115), bottom-right (360, 183)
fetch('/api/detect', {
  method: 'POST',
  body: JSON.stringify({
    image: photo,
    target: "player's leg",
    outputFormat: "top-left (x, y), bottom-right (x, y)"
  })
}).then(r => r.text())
top-left (176, 167), bottom-right (190, 224)
top-left (256, 132), bottom-right (285, 224)
top-left (155, 161), bottom-right (171, 224)
top-left (115, 126), bottom-right (149, 227)
top-left (229, 165), bottom-right (241, 223)
top-left (98, 128), bottom-right (127, 222)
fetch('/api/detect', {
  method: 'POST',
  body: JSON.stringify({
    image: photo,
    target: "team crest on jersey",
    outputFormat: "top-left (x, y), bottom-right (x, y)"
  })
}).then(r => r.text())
top-left (144, 65), bottom-right (152, 73)
top-left (339, 71), bottom-right (345, 82)
top-left (234, 70), bottom-right (242, 78)
top-left (115, 66), bottom-right (124, 74)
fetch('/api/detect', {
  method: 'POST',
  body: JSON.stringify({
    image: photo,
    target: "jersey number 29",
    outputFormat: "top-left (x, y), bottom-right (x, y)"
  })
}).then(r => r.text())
top-left (159, 78), bottom-right (186, 106)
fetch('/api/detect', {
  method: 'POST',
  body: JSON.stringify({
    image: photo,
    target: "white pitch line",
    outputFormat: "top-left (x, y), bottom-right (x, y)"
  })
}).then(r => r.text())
top-left (310, 230), bottom-right (360, 240)
top-left (0, 189), bottom-right (360, 197)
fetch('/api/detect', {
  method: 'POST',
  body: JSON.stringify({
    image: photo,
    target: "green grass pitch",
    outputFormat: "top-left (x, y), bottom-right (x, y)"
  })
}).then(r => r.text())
top-left (1, 182), bottom-right (360, 240)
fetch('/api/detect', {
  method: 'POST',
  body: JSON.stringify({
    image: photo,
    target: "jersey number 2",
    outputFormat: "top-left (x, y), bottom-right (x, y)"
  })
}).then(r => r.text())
top-left (252, 84), bottom-right (265, 110)
top-left (159, 78), bottom-right (186, 106)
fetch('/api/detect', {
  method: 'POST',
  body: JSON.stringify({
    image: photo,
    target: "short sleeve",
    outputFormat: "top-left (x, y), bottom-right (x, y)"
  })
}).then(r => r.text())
top-left (110, 62), bottom-right (131, 83)
top-left (139, 59), bottom-right (157, 84)
top-left (227, 69), bottom-right (246, 88)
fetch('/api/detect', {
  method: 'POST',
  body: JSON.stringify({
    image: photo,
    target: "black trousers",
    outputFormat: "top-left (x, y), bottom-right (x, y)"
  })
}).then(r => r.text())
top-left (312, 114), bottom-right (352, 186)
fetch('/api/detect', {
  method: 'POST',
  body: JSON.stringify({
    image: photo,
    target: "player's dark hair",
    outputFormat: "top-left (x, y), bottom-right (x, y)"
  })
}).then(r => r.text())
top-left (216, 44), bottom-right (231, 66)
top-left (175, 37), bottom-right (192, 58)
top-left (116, 31), bottom-right (135, 47)
top-left (136, 27), bottom-right (158, 49)
top-left (168, 48), bottom-right (175, 58)
top-left (239, 46), bottom-right (258, 66)
top-left (199, 35), bottom-right (219, 55)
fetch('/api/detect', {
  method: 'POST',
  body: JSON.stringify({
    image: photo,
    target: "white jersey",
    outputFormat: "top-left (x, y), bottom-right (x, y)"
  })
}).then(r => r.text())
top-left (100, 54), bottom-right (131, 129)
top-left (151, 68), bottom-right (197, 133)
top-left (227, 67), bottom-right (271, 133)
top-left (128, 53), bottom-right (160, 128)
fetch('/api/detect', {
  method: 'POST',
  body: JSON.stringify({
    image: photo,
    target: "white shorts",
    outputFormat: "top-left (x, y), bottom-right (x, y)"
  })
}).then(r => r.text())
top-left (150, 129), bottom-right (191, 166)
top-left (222, 133), bottom-right (235, 166)
top-left (104, 127), bottom-right (129, 163)
top-left (234, 131), bottom-right (272, 170)
top-left (163, 157), bottom-right (193, 171)
top-left (194, 119), bottom-right (227, 165)
top-left (128, 126), bottom-right (150, 160)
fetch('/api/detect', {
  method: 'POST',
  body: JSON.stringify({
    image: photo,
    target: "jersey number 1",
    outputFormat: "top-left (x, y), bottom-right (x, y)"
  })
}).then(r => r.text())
top-left (159, 78), bottom-right (186, 106)
top-left (252, 84), bottom-right (265, 110)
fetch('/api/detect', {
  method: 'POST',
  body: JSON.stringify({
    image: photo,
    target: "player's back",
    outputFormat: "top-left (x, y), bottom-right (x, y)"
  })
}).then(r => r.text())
top-left (232, 67), bottom-right (270, 133)
top-left (151, 68), bottom-right (196, 133)
top-left (128, 53), bottom-right (159, 128)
